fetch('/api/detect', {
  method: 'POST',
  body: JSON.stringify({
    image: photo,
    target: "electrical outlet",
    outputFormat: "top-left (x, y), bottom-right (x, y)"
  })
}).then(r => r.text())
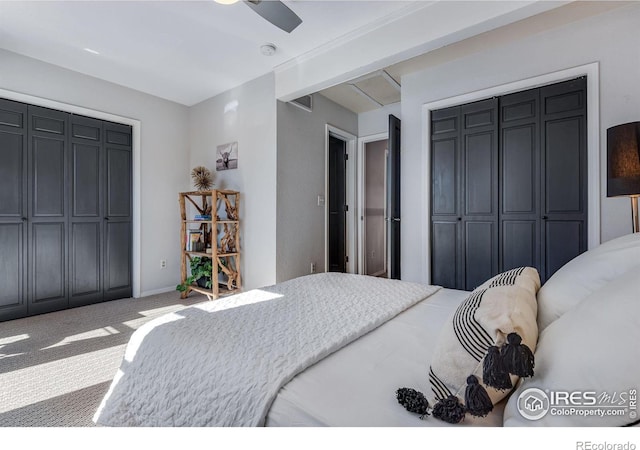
top-left (160, 259), bottom-right (167, 269)
top-left (310, 262), bottom-right (316, 274)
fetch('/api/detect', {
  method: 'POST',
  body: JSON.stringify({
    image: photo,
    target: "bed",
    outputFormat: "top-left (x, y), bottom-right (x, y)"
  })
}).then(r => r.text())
top-left (94, 233), bottom-right (640, 427)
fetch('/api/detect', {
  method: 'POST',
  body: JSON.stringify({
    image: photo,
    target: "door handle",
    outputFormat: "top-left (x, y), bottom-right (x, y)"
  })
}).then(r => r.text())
top-left (104, 217), bottom-right (110, 221)
top-left (542, 216), bottom-right (548, 220)
top-left (22, 217), bottom-right (27, 222)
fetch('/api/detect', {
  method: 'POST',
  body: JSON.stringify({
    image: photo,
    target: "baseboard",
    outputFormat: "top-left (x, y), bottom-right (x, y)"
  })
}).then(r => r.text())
top-left (138, 286), bottom-right (177, 298)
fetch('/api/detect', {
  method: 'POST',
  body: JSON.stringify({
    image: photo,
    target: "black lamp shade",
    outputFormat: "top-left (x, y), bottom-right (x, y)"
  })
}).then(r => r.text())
top-left (607, 121), bottom-right (640, 197)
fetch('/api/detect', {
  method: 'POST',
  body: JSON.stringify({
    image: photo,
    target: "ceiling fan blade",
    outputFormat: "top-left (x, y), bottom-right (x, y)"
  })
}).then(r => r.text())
top-left (244, 0), bottom-right (302, 33)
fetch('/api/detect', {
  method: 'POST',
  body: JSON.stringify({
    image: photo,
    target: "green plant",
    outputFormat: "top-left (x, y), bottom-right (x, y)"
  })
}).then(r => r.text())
top-left (176, 257), bottom-right (214, 292)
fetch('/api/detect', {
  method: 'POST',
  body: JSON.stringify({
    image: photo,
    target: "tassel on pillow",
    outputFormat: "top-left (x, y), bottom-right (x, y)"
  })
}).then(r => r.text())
top-left (432, 394), bottom-right (466, 424)
top-left (396, 387), bottom-right (430, 419)
top-left (482, 345), bottom-right (513, 390)
top-left (464, 375), bottom-right (493, 417)
top-left (500, 332), bottom-right (535, 378)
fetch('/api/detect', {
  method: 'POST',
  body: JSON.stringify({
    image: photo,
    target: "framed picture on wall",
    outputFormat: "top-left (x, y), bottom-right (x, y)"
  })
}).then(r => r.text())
top-left (216, 141), bottom-right (238, 171)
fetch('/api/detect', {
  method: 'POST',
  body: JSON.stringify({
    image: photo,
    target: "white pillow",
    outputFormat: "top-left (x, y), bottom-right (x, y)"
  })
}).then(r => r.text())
top-left (504, 265), bottom-right (640, 427)
top-left (537, 233), bottom-right (640, 332)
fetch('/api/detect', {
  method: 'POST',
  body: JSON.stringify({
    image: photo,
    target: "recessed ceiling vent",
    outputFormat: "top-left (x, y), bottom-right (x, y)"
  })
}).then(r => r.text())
top-left (289, 94), bottom-right (313, 112)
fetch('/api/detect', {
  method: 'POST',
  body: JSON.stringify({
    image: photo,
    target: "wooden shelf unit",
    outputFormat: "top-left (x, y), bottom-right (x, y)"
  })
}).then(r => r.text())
top-left (179, 190), bottom-right (242, 300)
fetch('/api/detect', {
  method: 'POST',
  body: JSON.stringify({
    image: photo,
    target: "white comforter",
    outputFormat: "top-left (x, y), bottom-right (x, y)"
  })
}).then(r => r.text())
top-left (93, 273), bottom-right (439, 426)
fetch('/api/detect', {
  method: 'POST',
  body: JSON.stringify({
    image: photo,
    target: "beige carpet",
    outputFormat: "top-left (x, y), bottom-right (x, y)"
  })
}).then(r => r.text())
top-left (0, 291), bottom-right (205, 427)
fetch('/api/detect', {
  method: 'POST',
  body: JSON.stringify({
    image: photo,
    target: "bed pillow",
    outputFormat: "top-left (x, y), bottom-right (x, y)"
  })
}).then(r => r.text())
top-left (537, 232), bottom-right (640, 332)
top-left (503, 265), bottom-right (640, 427)
top-left (427, 267), bottom-right (540, 424)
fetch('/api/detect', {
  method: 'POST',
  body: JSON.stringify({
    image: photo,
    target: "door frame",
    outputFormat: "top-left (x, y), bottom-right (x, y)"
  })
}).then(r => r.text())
top-left (0, 88), bottom-right (142, 298)
top-left (421, 62), bottom-right (600, 284)
top-left (357, 132), bottom-right (388, 275)
top-left (325, 124), bottom-right (357, 274)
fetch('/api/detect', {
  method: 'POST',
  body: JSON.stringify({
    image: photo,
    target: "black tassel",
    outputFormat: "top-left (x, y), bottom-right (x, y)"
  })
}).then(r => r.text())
top-left (432, 394), bottom-right (466, 424)
top-left (482, 345), bottom-right (513, 390)
top-left (501, 332), bottom-right (535, 378)
top-left (464, 375), bottom-right (493, 417)
top-left (396, 387), bottom-right (430, 419)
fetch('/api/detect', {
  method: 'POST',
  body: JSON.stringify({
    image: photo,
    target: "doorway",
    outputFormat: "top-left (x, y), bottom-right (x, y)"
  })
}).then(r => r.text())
top-left (360, 137), bottom-right (388, 277)
top-left (325, 125), bottom-right (357, 273)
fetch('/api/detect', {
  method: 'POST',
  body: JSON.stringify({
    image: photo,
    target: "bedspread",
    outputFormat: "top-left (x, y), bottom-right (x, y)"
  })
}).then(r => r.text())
top-left (93, 273), bottom-right (440, 426)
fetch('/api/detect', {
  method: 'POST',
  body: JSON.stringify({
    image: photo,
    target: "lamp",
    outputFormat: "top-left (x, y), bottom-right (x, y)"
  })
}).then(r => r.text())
top-left (607, 121), bottom-right (640, 233)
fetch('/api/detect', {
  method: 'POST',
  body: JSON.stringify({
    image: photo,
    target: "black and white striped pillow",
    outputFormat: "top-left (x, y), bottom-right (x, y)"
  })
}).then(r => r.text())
top-left (428, 267), bottom-right (540, 421)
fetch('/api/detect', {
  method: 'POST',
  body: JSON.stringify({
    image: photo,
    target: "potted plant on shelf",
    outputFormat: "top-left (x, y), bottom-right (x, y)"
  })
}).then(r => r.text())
top-left (176, 257), bottom-right (214, 292)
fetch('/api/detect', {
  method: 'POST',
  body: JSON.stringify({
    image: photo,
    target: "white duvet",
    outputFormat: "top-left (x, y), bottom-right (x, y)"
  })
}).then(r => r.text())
top-left (93, 273), bottom-right (439, 426)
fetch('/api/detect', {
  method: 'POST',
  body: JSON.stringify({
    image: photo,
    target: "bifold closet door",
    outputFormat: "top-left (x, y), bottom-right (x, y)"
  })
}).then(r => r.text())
top-left (104, 122), bottom-right (132, 301)
top-left (0, 99), bottom-right (28, 321)
top-left (27, 105), bottom-right (69, 316)
top-left (430, 98), bottom-right (498, 290)
top-left (69, 115), bottom-right (104, 307)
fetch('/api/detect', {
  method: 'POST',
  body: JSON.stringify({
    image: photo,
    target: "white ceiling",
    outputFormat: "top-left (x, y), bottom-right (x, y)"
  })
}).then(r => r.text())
top-left (0, 0), bottom-right (581, 112)
top-left (0, 0), bottom-right (416, 106)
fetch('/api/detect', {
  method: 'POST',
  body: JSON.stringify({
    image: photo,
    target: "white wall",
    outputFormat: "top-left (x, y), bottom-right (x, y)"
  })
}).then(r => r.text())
top-left (400, 3), bottom-right (640, 284)
top-left (276, 93), bottom-right (358, 282)
top-left (358, 103), bottom-right (401, 138)
top-left (0, 49), bottom-right (189, 297)
top-left (189, 73), bottom-right (277, 290)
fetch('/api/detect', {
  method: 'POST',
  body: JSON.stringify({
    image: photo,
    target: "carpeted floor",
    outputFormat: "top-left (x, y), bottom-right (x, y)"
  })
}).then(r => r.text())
top-left (0, 291), bottom-right (205, 427)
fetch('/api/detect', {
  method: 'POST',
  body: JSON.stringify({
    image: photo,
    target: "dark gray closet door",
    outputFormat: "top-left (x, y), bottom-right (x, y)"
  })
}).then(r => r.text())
top-left (327, 134), bottom-right (347, 273)
top-left (460, 99), bottom-right (498, 290)
top-left (103, 122), bottom-right (132, 300)
top-left (430, 106), bottom-right (462, 289)
top-left (69, 115), bottom-right (104, 307)
top-left (540, 78), bottom-right (587, 282)
top-left (27, 105), bottom-right (69, 316)
top-left (0, 99), bottom-right (28, 321)
top-left (387, 114), bottom-right (401, 279)
top-left (499, 87), bottom-right (541, 272)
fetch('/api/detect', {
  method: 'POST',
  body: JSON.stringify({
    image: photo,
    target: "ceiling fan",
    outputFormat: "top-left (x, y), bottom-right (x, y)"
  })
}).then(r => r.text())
top-left (243, 0), bottom-right (302, 33)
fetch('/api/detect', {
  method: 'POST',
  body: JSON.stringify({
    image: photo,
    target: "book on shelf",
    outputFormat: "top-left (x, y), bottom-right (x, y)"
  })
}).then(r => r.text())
top-left (194, 214), bottom-right (212, 221)
top-left (186, 230), bottom-right (204, 251)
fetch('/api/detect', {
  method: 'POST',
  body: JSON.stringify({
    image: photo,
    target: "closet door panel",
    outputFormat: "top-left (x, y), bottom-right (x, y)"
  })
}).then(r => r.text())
top-left (431, 221), bottom-right (460, 289)
top-left (0, 224), bottom-right (24, 309)
top-left (465, 221), bottom-right (495, 290)
top-left (31, 223), bottom-right (66, 310)
top-left (431, 138), bottom-right (458, 216)
top-left (545, 220), bottom-right (583, 280)
top-left (502, 221), bottom-right (537, 270)
top-left (32, 137), bottom-right (65, 217)
top-left (502, 125), bottom-right (536, 214)
top-left (545, 117), bottom-right (583, 214)
top-left (0, 131), bottom-right (25, 216)
top-left (464, 132), bottom-right (495, 215)
top-left (106, 147), bottom-right (132, 218)
top-left (104, 221), bottom-right (132, 300)
top-left (70, 222), bottom-right (101, 298)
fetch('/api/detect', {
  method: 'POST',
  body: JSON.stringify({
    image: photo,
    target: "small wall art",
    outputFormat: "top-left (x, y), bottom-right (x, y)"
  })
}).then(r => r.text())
top-left (216, 141), bottom-right (238, 171)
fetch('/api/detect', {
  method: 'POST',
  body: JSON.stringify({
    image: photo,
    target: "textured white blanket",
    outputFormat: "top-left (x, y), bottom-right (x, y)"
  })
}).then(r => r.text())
top-left (93, 273), bottom-right (439, 426)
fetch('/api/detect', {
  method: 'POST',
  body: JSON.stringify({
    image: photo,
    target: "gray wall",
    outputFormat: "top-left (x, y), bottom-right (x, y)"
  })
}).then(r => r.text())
top-left (358, 103), bottom-right (401, 138)
top-left (276, 93), bottom-right (358, 282)
top-left (400, 3), bottom-right (640, 284)
top-left (189, 74), bottom-right (277, 291)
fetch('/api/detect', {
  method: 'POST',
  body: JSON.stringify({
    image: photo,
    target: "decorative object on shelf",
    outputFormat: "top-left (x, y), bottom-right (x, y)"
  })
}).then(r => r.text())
top-left (216, 141), bottom-right (238, 171)
top-left (178, 190), bottom-right (241, 300)
top-left (191, 165), bottom-right (214, 191)
top-left (607, 121), bottom-right (640, 233)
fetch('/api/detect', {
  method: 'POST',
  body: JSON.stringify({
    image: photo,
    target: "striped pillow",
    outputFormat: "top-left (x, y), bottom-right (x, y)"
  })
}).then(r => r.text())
top-left (428, 267), bottom-right (540, 423)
